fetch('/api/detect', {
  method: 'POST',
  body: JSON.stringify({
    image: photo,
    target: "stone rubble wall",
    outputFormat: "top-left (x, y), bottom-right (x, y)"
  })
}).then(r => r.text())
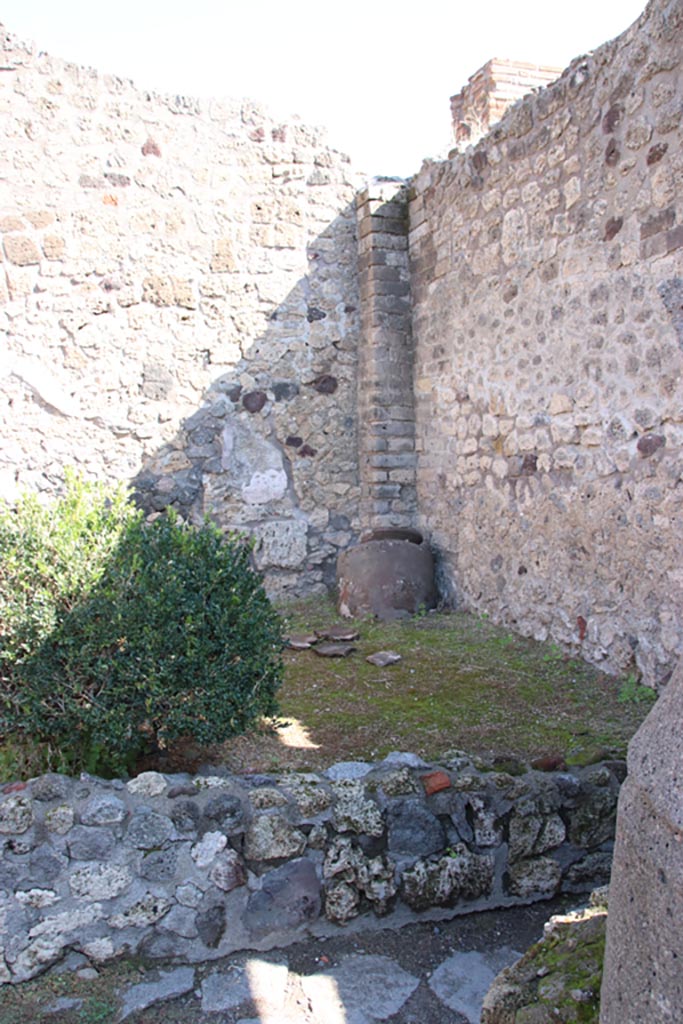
top-left (0, 25), bottom-right (364, 598)
top-left (0, 754), bottom-right (623, 984)
top-left (409, 0), bottom-right (683, 687)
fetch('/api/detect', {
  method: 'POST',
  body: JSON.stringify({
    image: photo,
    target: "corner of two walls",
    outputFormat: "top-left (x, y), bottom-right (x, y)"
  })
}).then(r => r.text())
top-left (1, 2), bottom-right (682, 684)
top-left (408, 0), bottom-right (683, 688)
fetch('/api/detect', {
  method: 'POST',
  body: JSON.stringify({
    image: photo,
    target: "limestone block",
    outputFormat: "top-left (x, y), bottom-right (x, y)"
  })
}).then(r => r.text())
top-left (0, 797), bottom-right (33, 834)
top-left (68, 865), bottom-right (132, 900)
top-left (243, 814), bottom-right (306, 861)
top-left (42, 235), bottom-right (65, 260)
top-left (3, 235), bottom-right (40, 265)
top-left (332, 780), bottom-right (384, 837)
top-left (251, 519), bottom-right (308, 569)
top-left (401, 847), bottom-right (494, 910)
top-left (210, 239), bottom-right (236, 272)
top-left (507, 856), bottom-right (561, 898)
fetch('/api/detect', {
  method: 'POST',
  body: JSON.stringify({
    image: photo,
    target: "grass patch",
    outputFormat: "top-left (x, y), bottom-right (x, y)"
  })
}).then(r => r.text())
top-left (0, 598), bottom-right (653, 780)
top-left (192, 599), bottom-right (653, 774)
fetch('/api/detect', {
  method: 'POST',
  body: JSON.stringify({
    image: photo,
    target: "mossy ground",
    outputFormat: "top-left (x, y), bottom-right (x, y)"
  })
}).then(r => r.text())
top-left (0, 599), bottom-right (655, 780)
top-left (186, 599), bottom-right (655, 775)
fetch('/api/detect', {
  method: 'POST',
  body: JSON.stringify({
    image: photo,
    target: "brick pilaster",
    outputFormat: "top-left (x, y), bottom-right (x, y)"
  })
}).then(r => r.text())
top-left (356, 180), bottom-right (416, 530)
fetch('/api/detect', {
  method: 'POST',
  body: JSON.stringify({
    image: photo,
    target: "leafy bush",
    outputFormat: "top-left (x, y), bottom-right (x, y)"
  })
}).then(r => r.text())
top-left (0, 475), bottom-right (283, 776)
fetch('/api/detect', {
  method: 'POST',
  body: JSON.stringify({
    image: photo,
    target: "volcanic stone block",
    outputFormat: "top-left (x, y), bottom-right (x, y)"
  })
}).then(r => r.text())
top-left (600, 660), bottom-right (683, 1023)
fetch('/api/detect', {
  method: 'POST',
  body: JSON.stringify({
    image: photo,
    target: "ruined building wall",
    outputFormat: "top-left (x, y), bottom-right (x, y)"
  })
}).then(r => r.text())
top-left (0, 26), bottom-right (363, 597)
top-left (450, 59), bottom-right (562, 150)
top-left (410, 0), bottom-right (683, 688)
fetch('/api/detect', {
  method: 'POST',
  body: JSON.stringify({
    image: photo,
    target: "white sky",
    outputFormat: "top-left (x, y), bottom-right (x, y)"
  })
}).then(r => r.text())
top-left (2, 0), bottom-right (647, 176)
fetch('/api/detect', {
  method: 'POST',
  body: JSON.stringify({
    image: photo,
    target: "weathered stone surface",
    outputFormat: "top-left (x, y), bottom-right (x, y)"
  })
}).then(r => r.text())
top-left (430, 947), bottom-right (522, 1024)
top-left (402, 847), bottom-right (494, 910)
top-left (201, 967), bottom-right (251, 1013)
top-left (0, 24), bottom-right (362, 603)
top-left (302, 954), bottom-right (419, 1022)
top-left (323, 836), bottom-right (397, 921)
top-left (408, 0), bottom-right (683, 690)
top-left (0, 759), bottom-right (624, 981)
top-left (126, 773), bottom-right (167, 798)
top-left (191, 831), bottom-right (227, 867)
top-left (139, 848), bottom-right (180, 881)
top-left (281, 775), bottom-right (332, 816)
top-left (482, 897), bottom-right (607, 1024)
top-left (30, 775), bottom-right (71, 802)
top-left (0, 796), bottom-right (33, 834)
top-left (68, 864), bottom-right (132, 900)
top-left (80, 795), bottom-right (127, 826)
top-left (285, 633), bottom-right (318, 650)
top-left (209, 849), bottom-right (247, 892)
top-left (601, 659), bottom-right (683, 1023)
top-left (125, 809), bottom-right (173, 850)
top-left (332, 780), bottom-right (384, 836)
top-left (243, 815), bottom-right (307, 861)
top-left (202, 792), bottom-right (245, 833)
top-left (245, 858), bottom-right (321, 938)
top-left (508, 856), bottom-right (562, 899)
top-left (66, 825), bottom-right (115, 861)
top-left (509, 812), bottom-right (566, 860)
top-left (313, 642), bottom-right (357, 658)
top-left (3, 235), bottom-right (40, 265)
top-left (325, 762), bottom-right (373, 781)
top-left (108, 894), bottom-right (172, 929)
top-left (119, 967), bottom-right (195, 1021)
top-left (387, 797), bottom-right (445, 857)
top-left (195, 903), bottom-right (227, 948)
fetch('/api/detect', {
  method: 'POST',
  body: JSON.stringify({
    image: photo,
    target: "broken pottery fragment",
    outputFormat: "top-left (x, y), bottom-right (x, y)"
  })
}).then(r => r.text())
top-left (366, 650), bottom-right (402, 667)
top-left (313, 643), bottom-right (357, 658)
top-left (286, 633), bottom-right (319, 650)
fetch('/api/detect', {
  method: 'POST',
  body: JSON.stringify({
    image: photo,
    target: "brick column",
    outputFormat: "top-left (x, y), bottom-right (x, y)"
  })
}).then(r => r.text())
top-left (356, 179), bottom-right (416, 531)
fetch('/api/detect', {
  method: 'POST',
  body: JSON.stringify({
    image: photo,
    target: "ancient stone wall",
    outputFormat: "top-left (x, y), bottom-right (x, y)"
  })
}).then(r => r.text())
top-left (0, 754), bottom-right (622, 984)
top-left (0, 25), bottom-right (363, 597)
top-left (410, 0), bottom-right (683, 687)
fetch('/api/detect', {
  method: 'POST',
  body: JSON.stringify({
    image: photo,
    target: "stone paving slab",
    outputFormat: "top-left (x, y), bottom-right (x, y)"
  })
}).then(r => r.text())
top-left (20, 897), bottom-right (576, 1023)
top-left (428, 947), bottom-right (522, 1023)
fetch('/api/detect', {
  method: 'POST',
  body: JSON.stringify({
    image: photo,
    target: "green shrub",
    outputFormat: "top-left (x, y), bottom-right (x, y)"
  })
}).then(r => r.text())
top-left (0, 475), bottom-right (283, 776)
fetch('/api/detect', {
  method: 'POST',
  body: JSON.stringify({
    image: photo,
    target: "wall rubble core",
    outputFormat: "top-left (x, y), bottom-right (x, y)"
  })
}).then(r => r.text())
top-left (0, 0), bottom-right (682, 685)
top-left (0, 755), bottom-right (623, 984)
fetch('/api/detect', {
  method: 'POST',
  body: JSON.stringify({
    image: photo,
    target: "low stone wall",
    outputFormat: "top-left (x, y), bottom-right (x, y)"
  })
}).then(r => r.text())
top-left (0, 753), bottom-right (624, 984)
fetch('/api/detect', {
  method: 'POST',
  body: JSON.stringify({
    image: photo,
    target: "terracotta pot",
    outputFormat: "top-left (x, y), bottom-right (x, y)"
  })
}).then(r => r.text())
top-left (336, 529), bottom-right (437, 619)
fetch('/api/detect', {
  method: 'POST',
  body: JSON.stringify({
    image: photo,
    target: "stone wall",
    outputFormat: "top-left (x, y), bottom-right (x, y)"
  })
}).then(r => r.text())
top-left (1, 3), bottom-right (682, 678)
top-left (0, 24), bottom-right (363, 597)
top-left (0, 753), bottom-right (623, 984)
top-left (410, 0), bottom-right (683, 687)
